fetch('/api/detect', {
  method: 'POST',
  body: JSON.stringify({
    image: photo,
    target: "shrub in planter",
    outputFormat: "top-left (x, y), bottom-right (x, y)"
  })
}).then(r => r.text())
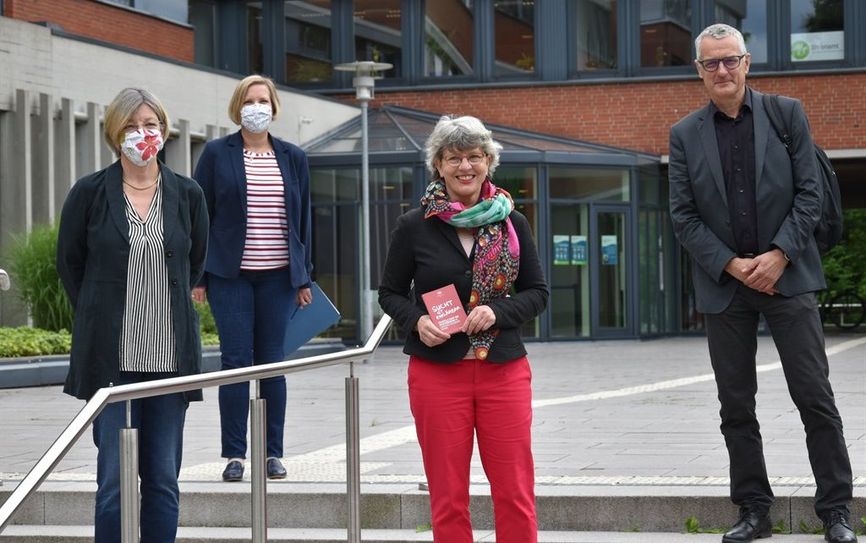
top-left (8, 223), bottom-right (73, 332)
top-left (0, 327), bottom-right (72, 358)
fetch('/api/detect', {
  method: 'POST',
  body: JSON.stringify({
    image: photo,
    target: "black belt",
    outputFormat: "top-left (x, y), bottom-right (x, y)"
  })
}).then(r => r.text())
top-left (738, 252), bottom-right (757, 258)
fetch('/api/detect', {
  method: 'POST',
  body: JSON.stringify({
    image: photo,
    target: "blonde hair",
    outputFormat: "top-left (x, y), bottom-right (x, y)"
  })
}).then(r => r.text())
top-left (425, 115), bottom-right (502, 180)
top-left (228, 75), bottom-right (281, 125)
top-left (103, 88), bottom-right (170, 152)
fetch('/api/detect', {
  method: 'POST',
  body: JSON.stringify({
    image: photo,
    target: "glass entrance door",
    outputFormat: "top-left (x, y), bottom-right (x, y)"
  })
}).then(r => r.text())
top-left (592, 207), bottom-right (630, 336)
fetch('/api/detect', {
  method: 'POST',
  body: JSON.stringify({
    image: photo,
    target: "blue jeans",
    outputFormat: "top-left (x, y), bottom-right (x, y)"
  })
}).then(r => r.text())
top-left (208, 268), bottom-right (294, 459)
top-left (92, 372), bottom-right (187, 543)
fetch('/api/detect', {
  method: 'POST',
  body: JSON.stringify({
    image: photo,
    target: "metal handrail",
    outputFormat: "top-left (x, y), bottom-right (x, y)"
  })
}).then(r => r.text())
top-left (0, 314), bottom-right (393, 535)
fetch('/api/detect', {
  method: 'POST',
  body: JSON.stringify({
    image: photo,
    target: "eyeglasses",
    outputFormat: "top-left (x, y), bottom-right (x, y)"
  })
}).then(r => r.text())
top-left (124, 122), bottom-right (163, 134)
top-left (696, 54), bottom-right (747, 72)
top-left (443, 153), bottom-right (486, 168)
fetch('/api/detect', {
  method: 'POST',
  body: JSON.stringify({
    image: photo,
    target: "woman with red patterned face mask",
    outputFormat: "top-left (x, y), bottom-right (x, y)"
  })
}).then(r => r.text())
top-left (378, 115), bottom-right (549, 543)
top-left (56, 87), bottom-right (209, 543)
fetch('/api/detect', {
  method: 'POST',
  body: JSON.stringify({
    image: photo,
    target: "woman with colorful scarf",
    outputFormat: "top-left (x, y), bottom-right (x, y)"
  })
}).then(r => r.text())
top-left (378, 115), bottom-right (549, 543)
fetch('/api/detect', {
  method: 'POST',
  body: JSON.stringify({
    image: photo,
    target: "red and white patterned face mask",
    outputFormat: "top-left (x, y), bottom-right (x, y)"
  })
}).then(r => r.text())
top-left (121, 129), bottom-right (164, 167)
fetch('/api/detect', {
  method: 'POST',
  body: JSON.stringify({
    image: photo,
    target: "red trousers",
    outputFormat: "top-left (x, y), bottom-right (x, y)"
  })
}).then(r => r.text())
top-left (408, 356), bottom-right (537, 543)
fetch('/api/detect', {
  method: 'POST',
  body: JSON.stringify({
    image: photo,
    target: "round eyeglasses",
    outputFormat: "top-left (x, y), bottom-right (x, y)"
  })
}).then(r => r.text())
top-left (443, 153), bottom-right (486, 168)
top-left (696, 54), bottom-right (747, 72)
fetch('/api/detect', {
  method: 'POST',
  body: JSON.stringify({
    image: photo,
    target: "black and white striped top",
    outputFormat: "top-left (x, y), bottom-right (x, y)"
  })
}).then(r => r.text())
top-left (119, 181), bottom-right (177, 372)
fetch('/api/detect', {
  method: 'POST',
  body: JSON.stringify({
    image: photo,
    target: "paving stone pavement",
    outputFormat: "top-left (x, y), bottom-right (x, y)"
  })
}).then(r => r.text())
top-left (1, 333), bottom-right (864, 489)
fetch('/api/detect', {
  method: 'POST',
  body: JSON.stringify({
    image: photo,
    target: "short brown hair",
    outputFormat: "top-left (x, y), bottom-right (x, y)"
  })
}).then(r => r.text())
top-left (103, 88), bottom-right (170, 153)
top-left (227, 75), bottom-right (281, 125)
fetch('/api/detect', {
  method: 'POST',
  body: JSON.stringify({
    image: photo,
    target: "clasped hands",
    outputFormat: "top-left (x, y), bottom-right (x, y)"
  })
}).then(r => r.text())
top-left (416, 305), bottom-right (496, 348)
top-left (725, 248), bottom-right (788, 295)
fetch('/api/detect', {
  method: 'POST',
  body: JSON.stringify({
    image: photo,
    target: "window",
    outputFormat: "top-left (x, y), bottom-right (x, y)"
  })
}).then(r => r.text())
top-left (574, 0), bottom-right (617, 71)
top-left (790, 0), bottom-right (844, 63)
top-left (285, 0), bottom-right (334, 82)
top-left (425, 0), bottom-right (474, 76)
top-left (354, 0), bottom-right (402, 78)
top-left (714, 0), bottom-right (768, 64)
top-left (549, 168), bottom-right (630, 202)
top-left (494, 0), bottom-right (535, 75)
top-left (640, 0), bottom-right (693, 67)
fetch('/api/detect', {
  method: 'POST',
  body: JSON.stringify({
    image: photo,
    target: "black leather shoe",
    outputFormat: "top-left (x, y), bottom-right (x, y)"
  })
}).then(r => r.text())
top-left (824, 510), bottom-right (858, 543)
top-left (722, 509), bottom-right (772, 543)
top-left (222, 460), bottom-right (244, 482)
top-left (267, 457), bottom-right (287, 480)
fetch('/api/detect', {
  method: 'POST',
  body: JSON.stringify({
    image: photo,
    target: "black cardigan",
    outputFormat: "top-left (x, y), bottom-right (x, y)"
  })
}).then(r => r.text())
top-left (56, 161), bottom-right (209, 400)
top-left (378, 207), bottom-right (548, 363)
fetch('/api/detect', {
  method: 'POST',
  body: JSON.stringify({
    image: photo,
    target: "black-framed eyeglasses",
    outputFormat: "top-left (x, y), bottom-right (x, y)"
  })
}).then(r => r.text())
top-left (696, 54), bottom-right (747, 72)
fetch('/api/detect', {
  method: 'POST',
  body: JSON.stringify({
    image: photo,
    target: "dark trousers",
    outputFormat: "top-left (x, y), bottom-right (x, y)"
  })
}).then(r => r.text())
top-left (208, 268), bottom-right (294, 459)
top-left (704, 285), bottom-right (852, 518)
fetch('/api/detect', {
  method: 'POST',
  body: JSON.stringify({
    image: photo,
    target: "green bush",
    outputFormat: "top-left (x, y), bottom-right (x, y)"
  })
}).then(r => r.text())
top-left (195, 300), bottom-right (220, 346)
top-left (0, 327), bottom-right (71, 358)
top-left (8, 223), bottom-right (73, 332)
top-left (822, 209), bottom-right (866, 297)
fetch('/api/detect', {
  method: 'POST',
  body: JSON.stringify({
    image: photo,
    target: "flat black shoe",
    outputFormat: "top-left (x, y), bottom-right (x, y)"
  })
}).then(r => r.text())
top-left (824, 510), bottom-right (857, 543)
top-left (267, 457), bottom-right (287, 480)
top-left (722, 509), bottom-right (772, 543)
top-left (222, 460), bottom-right (244, 482)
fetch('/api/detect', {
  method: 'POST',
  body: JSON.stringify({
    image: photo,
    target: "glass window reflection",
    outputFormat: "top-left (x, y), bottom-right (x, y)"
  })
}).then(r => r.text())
top-left (354, 0), bottom-right (402, 77)
top-left (575, 0), bottom-right (617, 71)
top-left (494, 0), bottom-right (535, 75)
top-left (425, 0), bottom-right (474, 76)
top-left (549, 168), bottom-right (630, 202)
top-left (639, 0), bottom-right (692, 67)
top-left (790, 0), bottom-right (844, 63)
top-left (286, 0), bottom-right (334, 82)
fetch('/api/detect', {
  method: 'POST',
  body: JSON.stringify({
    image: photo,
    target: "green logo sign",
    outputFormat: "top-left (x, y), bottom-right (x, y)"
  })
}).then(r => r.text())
top-left (792, 40), bottom-right (810, 60)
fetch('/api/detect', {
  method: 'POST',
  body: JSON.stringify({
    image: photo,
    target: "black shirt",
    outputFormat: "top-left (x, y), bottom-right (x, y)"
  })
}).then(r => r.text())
top-left (713, 89), bottom-right (758, 256)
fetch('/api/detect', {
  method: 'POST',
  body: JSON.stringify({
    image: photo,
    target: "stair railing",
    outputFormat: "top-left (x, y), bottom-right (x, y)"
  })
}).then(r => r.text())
top-left (0, 314), bottom-right (393, 543)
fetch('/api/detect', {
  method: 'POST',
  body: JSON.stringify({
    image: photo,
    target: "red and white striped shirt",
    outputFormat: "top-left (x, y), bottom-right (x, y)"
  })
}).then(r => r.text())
top-left (241, 150), bottom-right (290, 270)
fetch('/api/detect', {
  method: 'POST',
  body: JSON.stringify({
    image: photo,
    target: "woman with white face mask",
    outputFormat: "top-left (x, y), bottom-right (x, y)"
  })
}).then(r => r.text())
top-left (192, 75), bottom-right (314, 482)
top-left (56, 88), bottom-right (209, 542)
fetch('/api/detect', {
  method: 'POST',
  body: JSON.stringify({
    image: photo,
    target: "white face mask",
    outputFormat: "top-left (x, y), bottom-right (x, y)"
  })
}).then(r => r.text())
top-left (121, 129), bottom-right (164, 167)
top-left (240, 103), bottom-right (272, 133)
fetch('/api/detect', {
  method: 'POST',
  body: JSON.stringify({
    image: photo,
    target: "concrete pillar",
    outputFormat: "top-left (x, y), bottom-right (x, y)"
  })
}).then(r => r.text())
top-left (165, 118), bottom-right (191, 176)
top-left (33, 93), bottom-right (56, 225)
top-left (14, 89), bottom-right (33, 234)
top-left (76, 101), bottom-right (102, 176)
top-left (55, 98), bottom-right (77, 205)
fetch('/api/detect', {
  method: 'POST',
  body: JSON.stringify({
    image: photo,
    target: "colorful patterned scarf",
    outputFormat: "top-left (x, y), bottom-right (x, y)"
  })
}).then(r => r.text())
top-left (421, 178), bottom-right (520, 360)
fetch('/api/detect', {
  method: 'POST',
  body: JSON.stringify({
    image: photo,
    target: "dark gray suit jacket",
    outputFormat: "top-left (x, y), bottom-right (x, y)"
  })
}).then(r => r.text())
top-left (669, 88), bottom-right (826, 314)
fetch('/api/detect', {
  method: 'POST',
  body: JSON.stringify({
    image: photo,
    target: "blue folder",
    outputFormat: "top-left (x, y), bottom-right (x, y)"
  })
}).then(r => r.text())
top-left (283, 282), bottom-right (341, 355)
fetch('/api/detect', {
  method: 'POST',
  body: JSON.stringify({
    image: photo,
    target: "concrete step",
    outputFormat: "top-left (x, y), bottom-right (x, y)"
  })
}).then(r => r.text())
top-left (3, 482), bottom-right (864, 534)
top-left (0, 525), bottom-right (852, 543)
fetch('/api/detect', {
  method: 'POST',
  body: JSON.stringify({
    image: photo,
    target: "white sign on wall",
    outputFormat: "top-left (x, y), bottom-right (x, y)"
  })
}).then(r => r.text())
top-left (791, 31), bottom-right (844, 62)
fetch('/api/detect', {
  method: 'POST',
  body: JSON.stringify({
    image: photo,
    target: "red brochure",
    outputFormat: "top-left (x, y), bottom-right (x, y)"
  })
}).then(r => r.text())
top-left (421, 283), bottom-right (468, 335)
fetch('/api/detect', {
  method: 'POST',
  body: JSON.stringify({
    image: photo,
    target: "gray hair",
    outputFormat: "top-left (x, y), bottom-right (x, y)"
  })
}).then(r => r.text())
top-left (424, 115), bottom-right (502, 179)
top-left (695, 23), bottom-right (747, 58)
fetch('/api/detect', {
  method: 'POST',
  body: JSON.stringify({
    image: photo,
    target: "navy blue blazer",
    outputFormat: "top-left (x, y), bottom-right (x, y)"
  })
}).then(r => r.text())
top-left (193, 131), bottom-right (312, 288)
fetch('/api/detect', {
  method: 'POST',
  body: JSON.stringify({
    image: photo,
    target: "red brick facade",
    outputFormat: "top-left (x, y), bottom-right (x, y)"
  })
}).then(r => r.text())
top-left (362, 73), bottom-right (866, 156)
top-left (4, 0), bottom-right (193, 63)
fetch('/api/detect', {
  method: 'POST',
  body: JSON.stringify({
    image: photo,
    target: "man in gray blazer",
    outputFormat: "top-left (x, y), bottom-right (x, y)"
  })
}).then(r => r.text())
top-left (669, 24), bottom-right (856, 543)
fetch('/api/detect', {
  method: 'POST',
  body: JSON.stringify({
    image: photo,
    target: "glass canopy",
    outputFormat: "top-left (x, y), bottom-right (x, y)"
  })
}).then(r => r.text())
top-left (303, 106), bottom-right (658, 166)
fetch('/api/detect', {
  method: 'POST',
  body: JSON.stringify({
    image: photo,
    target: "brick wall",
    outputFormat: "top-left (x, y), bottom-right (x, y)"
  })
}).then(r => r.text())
top-left (359, 73), bottom-right (866, 156)
top-left (4, 0), bottom-right (193, 63)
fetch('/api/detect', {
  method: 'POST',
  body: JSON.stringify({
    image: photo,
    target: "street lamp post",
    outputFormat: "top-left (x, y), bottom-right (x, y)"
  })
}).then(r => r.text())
top-left (334, 61), bottom-right (392, 344)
